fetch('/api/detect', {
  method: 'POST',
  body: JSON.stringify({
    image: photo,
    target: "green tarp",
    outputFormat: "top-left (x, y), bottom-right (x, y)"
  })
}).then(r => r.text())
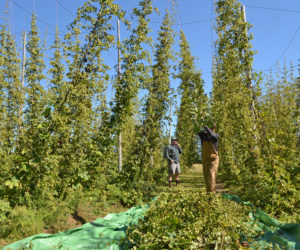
top-left (3, 195), bottom-right (299, 249)
top-left (222, 194), bottom-right (299, 249)
top-left (3, 204), bottom-right (149, 250)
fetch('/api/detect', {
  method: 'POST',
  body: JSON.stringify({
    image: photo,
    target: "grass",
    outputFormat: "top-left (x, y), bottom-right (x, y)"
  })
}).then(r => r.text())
top-left (158, 163), bottom-right (226, 194)
top-left (0, 197), bottom-right (128, 248)
top-left (179, 164), bottom-right (205, 190)
top-left (1, 164), bottom-right (219, 248)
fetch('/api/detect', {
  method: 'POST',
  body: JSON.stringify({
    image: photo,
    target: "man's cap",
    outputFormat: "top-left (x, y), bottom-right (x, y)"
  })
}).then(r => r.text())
top-left (172, 138), bottom-right (178, 141)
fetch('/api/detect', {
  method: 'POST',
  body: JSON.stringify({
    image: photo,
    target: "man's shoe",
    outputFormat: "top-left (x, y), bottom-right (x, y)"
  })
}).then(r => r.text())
top-left (176, 180), bottom-right (179, 186)
top-left (168, 181), bottom-right (172, 188)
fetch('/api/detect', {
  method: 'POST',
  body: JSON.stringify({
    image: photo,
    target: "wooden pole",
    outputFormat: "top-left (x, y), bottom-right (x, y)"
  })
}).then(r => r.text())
top-left (241, 5), bottom-right (258, 120)
top-left (20, 31), bottom-right (26, 118)
top-left (117, 19), bottom-right (122, 173)
top-left (169, 100), bottom-right (172, 145)
top-left (241, 6), bottom-right (260, 149)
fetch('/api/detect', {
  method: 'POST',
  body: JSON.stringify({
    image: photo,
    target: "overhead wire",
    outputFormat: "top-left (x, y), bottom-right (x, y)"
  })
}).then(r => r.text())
top-left (11, 0), bottom-right (14, 34)
top-left (56, 0), bottom-right (76, 18)
top-left (9, 1), bottom-right (300, 76)
top-left (149, 18), bottom-right (211, 25)
top-left (9, 0), bottom-right (11, 32)
top-left (210, 0), bottom-right (215, 60)
top-left (208, 3), bottom-right (300, 73)
top-left (11, 0), bottom-right (112, 37)
top-left (107, 50), bottom-right (117, 64)
top-left (13, 0), bottom-right (55, 29)
top-left (174, 0), bottom-right (183, 31)
top-left (270, 25), bottom-right (300, 69)
top-left (245, 5), bottom-right (300, 14)
top-left (56, 0), bottom-right (58, 28)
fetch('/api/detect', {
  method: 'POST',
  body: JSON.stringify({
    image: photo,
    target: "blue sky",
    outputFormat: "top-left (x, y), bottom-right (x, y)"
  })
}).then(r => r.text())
top-left (1, 0), bottom-right (299, 137)
top-left (1, 0), bottom-right (299, 94)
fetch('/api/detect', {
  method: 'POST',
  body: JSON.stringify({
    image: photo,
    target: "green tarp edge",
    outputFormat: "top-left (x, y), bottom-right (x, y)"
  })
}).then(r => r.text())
top-left (3, 204), bottom-right (149, 250)
top-left (222, 193), bottom-right (299, 250)
top-left (3, 195), bottom-right (299, 250)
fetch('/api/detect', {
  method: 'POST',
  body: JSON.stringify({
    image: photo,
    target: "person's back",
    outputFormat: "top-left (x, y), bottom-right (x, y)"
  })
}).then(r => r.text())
top-left (198, 125), bottom-right (219, 193)
top-left (199, 129), bottom-right (218, 160)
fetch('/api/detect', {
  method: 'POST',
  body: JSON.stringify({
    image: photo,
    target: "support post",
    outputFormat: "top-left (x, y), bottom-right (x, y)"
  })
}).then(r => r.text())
top-left (241, 5), bottom-right (258, 120)
top-left (117, 19), bottom-right (122, 173)
top-left (20, 31), bottom-right (26, 118)
top-left (169, 100), bottom-right (172, 145)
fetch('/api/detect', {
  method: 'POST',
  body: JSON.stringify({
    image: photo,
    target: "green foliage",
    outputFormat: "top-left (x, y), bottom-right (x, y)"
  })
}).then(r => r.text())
top-left (213, 0), bottom-right (299, 218)
top-left (139, 10), bottom-right (175, 181)
top-left (49, 0), bottom-right (124, 192)
top-left (126, 190), bottom-right (262, 249)
top-left (112, 0), bottom-right (153, 126)
top-left (1, 206), bottom-right (44, 241)
top-left (0, 200), bottom-right (11, 224)
top-left (176, 30), bottom-right (209, 168)
top-left (0, 28), bottom-right (23, 154)
top-left (0, 0), bottom-right (129, 210)
top-left (213, 0), bottom-right (258, 186)
top-left (24, 13), bottom-right (46, 141)
top-left (0, 189), bottom-right (90, 243)
top-left (143, 11), bottom-right (174, 148)
top-left (0, 0), bottom-right (298, 245)
top-left (253, 64), bottom-right (299, 218)
top-left (111, 0), bottom-right (153, 177)
top-left (10, 12), bottom-right (48, 206)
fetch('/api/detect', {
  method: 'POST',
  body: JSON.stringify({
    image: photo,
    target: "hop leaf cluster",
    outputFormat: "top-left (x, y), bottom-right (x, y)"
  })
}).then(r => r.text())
top-left (126, 190), bottom-right (262, 249)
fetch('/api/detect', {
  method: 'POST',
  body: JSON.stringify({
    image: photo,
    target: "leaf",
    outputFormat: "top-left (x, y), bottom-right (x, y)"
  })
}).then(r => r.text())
top-left (5, 177), bottom-right (20, 189)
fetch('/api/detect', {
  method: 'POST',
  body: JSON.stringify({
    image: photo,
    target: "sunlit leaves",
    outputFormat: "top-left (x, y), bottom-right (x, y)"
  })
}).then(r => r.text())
top-left (176, 30), bottom-right (208, 168)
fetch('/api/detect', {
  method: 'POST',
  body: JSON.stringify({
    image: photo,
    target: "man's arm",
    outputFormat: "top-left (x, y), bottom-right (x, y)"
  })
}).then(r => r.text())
top-left (198, 131), bottom-right (206, 141)
top-left (176, 145), bottom-right (182, 154)
top-left (204, 126), bottom-right (219, 141)
top-left (165, 146), bottom-right (173, 161)
top-left (173, 141), bottom-right (182, 154)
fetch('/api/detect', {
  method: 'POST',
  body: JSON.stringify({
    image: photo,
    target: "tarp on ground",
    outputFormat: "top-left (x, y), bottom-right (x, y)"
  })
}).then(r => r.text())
top-left (222, 193), bottom-right (299, 250)
top-left (4, 195), bottom-right (299, 250)
top-left (3, 204), bottom-right (149, 250)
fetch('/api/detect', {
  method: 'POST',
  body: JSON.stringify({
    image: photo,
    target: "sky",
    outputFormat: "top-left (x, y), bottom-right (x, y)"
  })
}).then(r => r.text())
top-left (1, 0), bottom-right (299, 94)
top-left (0, 0), bottom-right (299, 127)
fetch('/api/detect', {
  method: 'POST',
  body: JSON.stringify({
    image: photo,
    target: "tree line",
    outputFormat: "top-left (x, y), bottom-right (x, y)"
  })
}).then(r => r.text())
top-left (0, 0), bottom-right (298, 223)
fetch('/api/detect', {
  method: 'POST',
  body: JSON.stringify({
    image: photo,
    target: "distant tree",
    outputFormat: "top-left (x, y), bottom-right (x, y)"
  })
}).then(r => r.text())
top-left (23, 12), bottom-right (46, 150)
top-left (0, 26), bottom-right (5, 156)
top-left (55, 0), bottom-right (124, 191)
top-left (0, 23), bottom-right (24, 204)
top-left (0, 26), bottom-right (22, 154)
top-left (176, 30), bottom-right (208, 168)
top-left (19, 13), bottom-right (47, 198)
top-left (213, 0), bottom-right (298, 217)
top-left (213, 0), bottom-right (260, 196)
top-left (257, 63), bottom-right (299, 215)
top-left (111, 0), bottom-right (153, 172)
top-left (40, 27), bottom-right (68, 198)
top-left (142, 11), bottom-right (175, 171)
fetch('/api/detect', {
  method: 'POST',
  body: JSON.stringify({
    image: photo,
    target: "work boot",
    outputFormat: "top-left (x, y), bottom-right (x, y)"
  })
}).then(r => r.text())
top-left (168, 180), bottom-right (172, 188)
